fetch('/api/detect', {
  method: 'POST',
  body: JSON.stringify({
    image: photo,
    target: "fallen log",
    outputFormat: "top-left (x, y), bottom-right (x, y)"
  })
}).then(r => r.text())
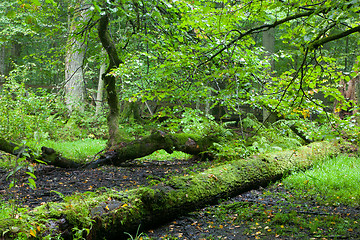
top-left (0, 137), bottom-right (80, 168)
top-left (0, 141), bottom-right (341, 239)
top-left (85, 131), bottom-right (218, 168)
top-left (0, 137), bottom-right (34, 160)
top-left (0, 131), bottom-right (219, 169)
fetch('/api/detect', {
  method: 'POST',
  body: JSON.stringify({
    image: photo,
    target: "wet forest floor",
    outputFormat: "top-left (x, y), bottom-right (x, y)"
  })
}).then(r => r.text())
top-left (0, 157), bottom-right (359, 239)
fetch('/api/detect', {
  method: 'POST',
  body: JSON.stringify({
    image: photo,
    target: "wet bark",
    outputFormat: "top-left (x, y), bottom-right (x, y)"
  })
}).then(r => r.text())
top-left (84, 142), bottom-right (342, 240)
top-left (0, 137), bottom-right (33, 160)
top-left (98, 12), bottom-right (124, 147)
top-left (85, 131), bottom-right (218, 168)
top-left (0, 132), bottom-right (218, 169)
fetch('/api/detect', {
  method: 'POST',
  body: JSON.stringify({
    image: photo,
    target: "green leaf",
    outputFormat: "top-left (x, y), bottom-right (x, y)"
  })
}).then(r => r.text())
top-left (31, 0), bottom-right (41, 6)
top-left (92, 2), bottom-right (101, 13)
top-left (45, 0), bottom-right (57, 7)
top-left (26, 171), bottom-right (37, 179)
top-left (28, 178), bottom-right (36, 189)
top-left (9, 181), bottom-right (15, 190)
top-left (35, 159), bottom-right (48, 165)
top-left (6, 10), bottom-right (16, 19)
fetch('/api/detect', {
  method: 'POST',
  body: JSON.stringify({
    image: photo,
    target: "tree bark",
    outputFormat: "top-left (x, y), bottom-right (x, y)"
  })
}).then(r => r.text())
top-left (333, 75), bottom-right (358, 119)
top-left (98, 12), bottom-right (124, 146)
top-left (95, 51), bottom-right (106, 115)
top-left (85, 131), bottom-right (218, 168)
top-left (0, 45), bottom-right (6, 82)
top-left (64, 2), bottom-right (87, 113)
top-left (89, 141), bottom-right (341, 240)
top-left (0, 137), bottom-right (80, 168)
top-left (262, 27), bottom-right (277, 123)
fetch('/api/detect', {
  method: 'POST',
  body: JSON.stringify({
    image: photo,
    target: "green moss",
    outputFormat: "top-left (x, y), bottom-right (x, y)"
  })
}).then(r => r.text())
top-left (1, 141), bottom-right (340, 239)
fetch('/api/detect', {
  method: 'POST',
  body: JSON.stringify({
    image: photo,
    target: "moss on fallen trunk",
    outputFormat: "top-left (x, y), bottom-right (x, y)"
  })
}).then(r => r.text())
top-left (0, 141), bottom-right (341, 239)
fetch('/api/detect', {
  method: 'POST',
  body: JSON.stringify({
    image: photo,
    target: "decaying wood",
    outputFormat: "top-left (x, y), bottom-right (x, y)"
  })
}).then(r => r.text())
top-left (0, 131), bottom-right (219, 169)
top-left (0, 137), bottom-right (80, 168)
top-left (40, 146), bottom-right (80, 168)
top-left (290, 124), bottom-right (313, 144)
top-left (85, 130), bottom-right (218, 168)
top-left (0, 137), bottom-right (35, 160)
top-left (0, 141), bottom-right (340, 240)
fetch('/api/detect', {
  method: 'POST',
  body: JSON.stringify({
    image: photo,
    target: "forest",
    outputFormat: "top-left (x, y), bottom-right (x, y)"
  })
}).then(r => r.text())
top-left (0, 0), bottom-right (359, 239)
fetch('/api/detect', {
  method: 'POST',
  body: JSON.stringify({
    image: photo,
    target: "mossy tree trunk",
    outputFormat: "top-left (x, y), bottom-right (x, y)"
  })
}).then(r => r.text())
top-left (98, 11), bottom-right (124, 147)
top-left (85, 131), bottom-right (218, 168)
top-left (0, 132), bottom-right (218, 169)
top-left (82, 142), bottom-right (342, 240)
top-left (1, 141), bottom-right (340, 240)
top-left (0, 137), bottom-right (80, 168)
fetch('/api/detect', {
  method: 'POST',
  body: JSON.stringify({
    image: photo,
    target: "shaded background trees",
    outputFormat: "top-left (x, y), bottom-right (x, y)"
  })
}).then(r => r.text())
top-left (0, 0), bottom-right (359, 146)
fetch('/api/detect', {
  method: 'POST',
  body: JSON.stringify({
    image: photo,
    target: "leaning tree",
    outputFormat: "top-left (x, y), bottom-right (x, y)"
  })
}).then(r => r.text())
top-left (0, 0), bottom-right (359, 168)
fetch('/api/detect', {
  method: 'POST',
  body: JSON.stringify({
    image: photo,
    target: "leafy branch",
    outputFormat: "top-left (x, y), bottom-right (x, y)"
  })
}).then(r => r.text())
top-left (309, 25), bottom-right (360, 50)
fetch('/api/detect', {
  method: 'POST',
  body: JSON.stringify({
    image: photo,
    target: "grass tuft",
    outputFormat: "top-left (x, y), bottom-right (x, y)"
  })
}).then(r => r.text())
top-left (283, 154), bottom-right (360, 207)
top-left (28, 138), bottom-right (107, 161)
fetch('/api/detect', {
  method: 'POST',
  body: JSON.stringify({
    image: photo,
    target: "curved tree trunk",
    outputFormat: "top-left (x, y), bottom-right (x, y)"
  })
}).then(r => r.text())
top-left (85, 131), bottom-right (218, 168)
top-left (98, 12), bottom-right (124, 146)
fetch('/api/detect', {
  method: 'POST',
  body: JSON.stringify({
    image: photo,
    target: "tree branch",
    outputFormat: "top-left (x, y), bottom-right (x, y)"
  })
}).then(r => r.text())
top-left (309, 25), bottom-right (360, 50)
top-left (198, 10), bottom-right (315, 67)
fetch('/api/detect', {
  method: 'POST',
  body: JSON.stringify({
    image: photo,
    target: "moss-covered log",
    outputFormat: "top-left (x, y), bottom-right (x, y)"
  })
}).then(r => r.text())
top-left (0, 137), bottom-right (80, 168)
top-left (0, 131), bottom-right (218, 169)
top-left (85, 131), bottom-right (218, 168)
top-left (0, 137), bottom-right (35, 161)
top-left (0, 141), bottom-right (341, 239)
top-left (40, 146), bottom-right (80, 168)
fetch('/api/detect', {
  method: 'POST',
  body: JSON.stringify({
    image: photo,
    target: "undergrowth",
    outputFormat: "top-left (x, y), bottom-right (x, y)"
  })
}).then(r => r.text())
top-left (27, 138), bottom-right (107, 161)
top-left (283, 154), bottom-right (360, 207)
top-left (137, 150), bottom-right (191, 161)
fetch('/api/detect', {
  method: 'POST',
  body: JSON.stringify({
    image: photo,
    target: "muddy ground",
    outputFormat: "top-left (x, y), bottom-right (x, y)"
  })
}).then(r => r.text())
top-left (0, 158), bottom-right (359, 239)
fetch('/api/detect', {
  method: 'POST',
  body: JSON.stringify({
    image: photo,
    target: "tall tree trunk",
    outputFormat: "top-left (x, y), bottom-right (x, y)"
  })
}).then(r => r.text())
top-left (64, 3), bottom-right (87, 113)
top-left (98, 12), bottom-right (124, 146)
top-left (95, 51), bottom-right (106, 115)
top-left (353, 61), bottom-right (360, 124)
top-left (262, 28), bottom-right (276, 123)
top-left (0, 45), bottom-right (6, 81)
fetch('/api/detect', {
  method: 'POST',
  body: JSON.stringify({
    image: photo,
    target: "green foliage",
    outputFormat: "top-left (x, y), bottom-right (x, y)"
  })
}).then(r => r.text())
top-left (137, 150), bottom-right (190, 162)
top-left (0, 67), bottom-right (67, 141)
top-left (155, 108), bottom-right (231, 138)
top-left (283, 154), bottom-right (360, 207)
top-left (125, 225), bottom-right (148, 240)
top-left (0, 64), bottom-right (110, 143)
top-left (61, 109), bottom-right (109, 141)
top-left (213, 114), bottom-right (303, 161)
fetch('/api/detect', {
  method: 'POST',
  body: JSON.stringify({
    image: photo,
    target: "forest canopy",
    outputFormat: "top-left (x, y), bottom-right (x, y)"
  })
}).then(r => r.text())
top-left (0, 0), bottom-right (359, 160)
top-left (0, 0), bottom-right (358, 153)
